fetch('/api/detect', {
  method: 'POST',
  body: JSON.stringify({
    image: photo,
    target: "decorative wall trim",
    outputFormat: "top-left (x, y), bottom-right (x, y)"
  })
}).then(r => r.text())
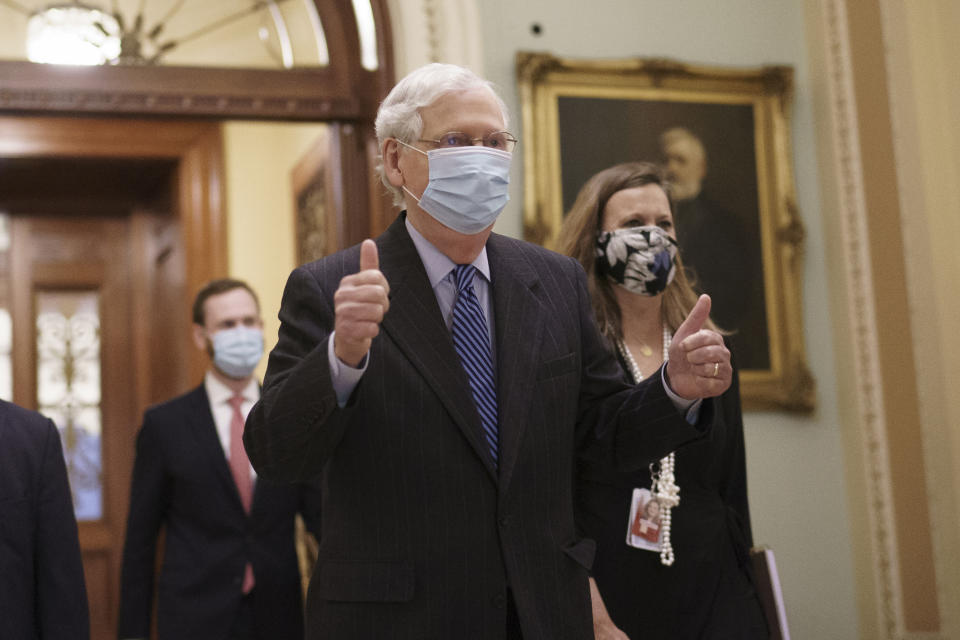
top-left (0, 70), bottom-right (358, 120)
top-left (821, 0), bottom-right (902, 637)
top-left (423, 0), bottom-right (442, 63)
top-left (0, 0), bottom-right (395, 121)
top-left (385, 0), bottom-right (483, 75)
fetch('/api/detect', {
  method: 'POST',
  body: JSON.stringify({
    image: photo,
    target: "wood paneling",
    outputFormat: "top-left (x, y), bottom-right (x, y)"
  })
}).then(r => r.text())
top-left (0, 1), bottom-right (395, 121)
top-left (0, 4), bottom-right (396, 636)
top-left (1, 117), bottom-right (225, 639)
top-left (12, 215), bottom-right (135, 640)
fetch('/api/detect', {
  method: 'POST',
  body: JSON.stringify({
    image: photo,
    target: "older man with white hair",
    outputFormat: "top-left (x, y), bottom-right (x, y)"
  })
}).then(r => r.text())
top-left (245, 63), bottom-right (733, 640)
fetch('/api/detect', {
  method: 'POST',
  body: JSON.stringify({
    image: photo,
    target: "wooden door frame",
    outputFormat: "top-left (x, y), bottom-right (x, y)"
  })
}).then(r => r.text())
top-left (0, 0), bottom-right (397, 251)
top-left (0, 116), bottom-right (226, 387)
top-left (0, 0), bottom-right (397, 255)
top-left (10, 216), bottom-right (138, 636)
top-left (0, 0), bottom-right (395, 121)
top-left (2, 118), bottom-right (226, 638)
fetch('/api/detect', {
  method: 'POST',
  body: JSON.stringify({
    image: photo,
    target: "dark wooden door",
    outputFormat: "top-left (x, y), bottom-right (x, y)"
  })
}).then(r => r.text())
top-left (6, 210), bottom-right (180, 639)
top-left (0, 116), bottom-right (226, 640)
top-left (11, 214), bottom-right (135, 638)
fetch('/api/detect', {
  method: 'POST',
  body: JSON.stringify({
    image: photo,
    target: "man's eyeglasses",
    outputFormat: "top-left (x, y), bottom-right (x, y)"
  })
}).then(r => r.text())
top-left (417, 131), bottom-right (518, 153)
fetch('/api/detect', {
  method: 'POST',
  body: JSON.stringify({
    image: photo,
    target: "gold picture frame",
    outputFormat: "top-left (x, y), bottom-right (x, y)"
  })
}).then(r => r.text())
top-left (517, 52), bottom-right (814, 411)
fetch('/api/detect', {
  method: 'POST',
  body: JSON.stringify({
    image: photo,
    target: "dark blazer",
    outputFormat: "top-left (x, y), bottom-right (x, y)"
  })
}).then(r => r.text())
top-left (245, 214), bottom-right (711, 640)
top-left (578, 353), bottom-right (767, 639)
top-left (0, 400), bottom-right (90, 640)
top-left (118, 384), bottom-right (321, 640)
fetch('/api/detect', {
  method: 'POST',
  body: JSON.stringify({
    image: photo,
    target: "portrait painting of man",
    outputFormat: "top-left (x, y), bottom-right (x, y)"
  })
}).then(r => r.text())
top-left (556, 96), bottom-right (769, 371)
top-left (517, 52), bottom-right (814, 410)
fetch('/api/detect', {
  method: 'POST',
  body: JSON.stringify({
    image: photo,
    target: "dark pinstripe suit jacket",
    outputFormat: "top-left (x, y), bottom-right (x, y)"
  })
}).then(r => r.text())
top-left (245, 213), bottom-right (709, 640)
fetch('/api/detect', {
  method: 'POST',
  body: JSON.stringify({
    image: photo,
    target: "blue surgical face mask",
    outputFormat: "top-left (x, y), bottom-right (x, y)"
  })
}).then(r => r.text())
top-left (211, 326), bottom-right (264, 379)
top-left (400, 144), bottom-right (511, 235)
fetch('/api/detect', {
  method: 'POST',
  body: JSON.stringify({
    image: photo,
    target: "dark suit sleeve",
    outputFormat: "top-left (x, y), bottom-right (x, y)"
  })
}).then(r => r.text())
top-left (118, 413), bottom-right (170, 639)
top-left (35, 417), bottom-right (91, 640)
top-left (719, 366), bottom-right (755, 550)
top-left (569, 260), bottom-right (707, 471)
top-left (245, 264), bottom-right (352, 484)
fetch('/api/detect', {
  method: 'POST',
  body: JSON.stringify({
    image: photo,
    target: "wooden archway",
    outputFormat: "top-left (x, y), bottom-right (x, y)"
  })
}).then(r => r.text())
top-left (0, 4), bottom-right (395, 637)
top-left (0, 0), bottom-right (398, 347)
top-left (0, 0), bottom-right (395, 121)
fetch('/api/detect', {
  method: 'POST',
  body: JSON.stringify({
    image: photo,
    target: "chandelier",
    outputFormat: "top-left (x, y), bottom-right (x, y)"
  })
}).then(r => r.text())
top-left (1, 0), bottom-right (303, 67)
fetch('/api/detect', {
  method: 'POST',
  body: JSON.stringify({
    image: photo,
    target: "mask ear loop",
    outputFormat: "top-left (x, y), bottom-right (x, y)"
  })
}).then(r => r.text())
top-left (595, 230), bottom-right (612, 278)
top-left (394, 139), bottom-right (428, 204)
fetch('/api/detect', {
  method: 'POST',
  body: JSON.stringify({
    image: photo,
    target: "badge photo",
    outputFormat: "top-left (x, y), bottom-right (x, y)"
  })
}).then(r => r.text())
top-left (626, 487), bottom-right (662, 552)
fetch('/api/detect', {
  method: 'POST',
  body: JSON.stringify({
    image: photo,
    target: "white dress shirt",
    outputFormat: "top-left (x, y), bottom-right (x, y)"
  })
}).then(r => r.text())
top-left (204, 371), bottom-right (259, 480)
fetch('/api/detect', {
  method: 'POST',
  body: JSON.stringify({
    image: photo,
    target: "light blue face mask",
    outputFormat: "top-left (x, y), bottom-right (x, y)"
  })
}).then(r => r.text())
top-left (211, 326), bottom-right (264, 379)
top-left (400, 144), bottom-right (511, 235)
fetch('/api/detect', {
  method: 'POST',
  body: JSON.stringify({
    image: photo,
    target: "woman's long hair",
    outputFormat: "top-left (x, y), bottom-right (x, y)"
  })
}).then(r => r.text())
top-left (555, 161), bottom-right (718, 344)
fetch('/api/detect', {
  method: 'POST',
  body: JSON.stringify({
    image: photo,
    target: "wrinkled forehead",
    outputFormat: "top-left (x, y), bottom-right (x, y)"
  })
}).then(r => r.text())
top-left (419, 86), bottom-right (508, 134)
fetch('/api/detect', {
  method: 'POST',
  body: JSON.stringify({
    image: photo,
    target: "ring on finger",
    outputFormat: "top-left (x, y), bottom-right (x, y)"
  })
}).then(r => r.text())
top-left (711, 362), bottom-right (719, 377)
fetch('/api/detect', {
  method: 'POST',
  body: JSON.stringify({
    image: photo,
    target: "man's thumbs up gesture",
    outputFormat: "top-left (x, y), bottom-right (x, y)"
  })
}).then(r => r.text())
top-left (665, 294), bottom-right (731, 400)
top-left (334, 239), bottom-right (390, 367)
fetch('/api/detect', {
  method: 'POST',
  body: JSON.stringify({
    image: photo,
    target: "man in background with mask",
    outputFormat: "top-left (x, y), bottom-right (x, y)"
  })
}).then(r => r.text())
top-left (118, 279), bottom-right (321, 640)
top-left (244, 64), bottom-right (733, 640)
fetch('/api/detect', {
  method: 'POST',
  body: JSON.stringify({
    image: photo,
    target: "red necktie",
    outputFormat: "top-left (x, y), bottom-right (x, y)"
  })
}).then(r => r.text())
top-left (228, 395), bottom-right (255, 593)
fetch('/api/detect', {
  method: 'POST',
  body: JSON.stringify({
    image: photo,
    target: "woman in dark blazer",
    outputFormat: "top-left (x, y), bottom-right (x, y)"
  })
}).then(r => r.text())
top-left (557, 162), bottom-right (767, 639)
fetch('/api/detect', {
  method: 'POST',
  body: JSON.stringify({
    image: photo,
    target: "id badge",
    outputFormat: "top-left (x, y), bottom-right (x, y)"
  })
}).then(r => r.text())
top-left (626, 487), bottom-right (662, 551)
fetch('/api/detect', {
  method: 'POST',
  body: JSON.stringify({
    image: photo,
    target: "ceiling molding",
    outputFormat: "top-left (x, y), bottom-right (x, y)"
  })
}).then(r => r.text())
top-left (385, 0), bottom-right (483, 74)
top-left (0, 61), bottom-right (367, 120)
top-left (0, 0), bottom-right (395, 121)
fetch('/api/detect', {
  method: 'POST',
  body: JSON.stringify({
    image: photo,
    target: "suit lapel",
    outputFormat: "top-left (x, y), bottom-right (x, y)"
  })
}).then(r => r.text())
top-left (185, 386), bottom-right (248, 516)
top-left (378, 217), bottom-right (499, 481)
top-left (487, 235), bottom-right (544, 493)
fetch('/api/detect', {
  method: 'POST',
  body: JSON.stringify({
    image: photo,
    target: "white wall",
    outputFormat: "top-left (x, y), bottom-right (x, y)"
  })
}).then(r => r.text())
top-left (474, 1), bottom-right (859, 637)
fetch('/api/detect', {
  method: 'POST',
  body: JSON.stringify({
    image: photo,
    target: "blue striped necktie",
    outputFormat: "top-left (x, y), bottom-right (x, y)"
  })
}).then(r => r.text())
top-left (451, 264), bottom-right (499, 465)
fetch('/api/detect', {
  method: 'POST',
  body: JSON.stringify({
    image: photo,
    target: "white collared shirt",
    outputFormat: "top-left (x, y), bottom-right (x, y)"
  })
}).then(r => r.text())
top-left (204, 371), bottom-right (259, 479)
top-left (404, 217), bottom-right (493, 337)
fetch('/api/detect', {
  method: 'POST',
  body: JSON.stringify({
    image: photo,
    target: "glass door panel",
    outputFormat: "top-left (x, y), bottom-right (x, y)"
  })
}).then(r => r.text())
top-left (36, 290), bottom-right (103, 522)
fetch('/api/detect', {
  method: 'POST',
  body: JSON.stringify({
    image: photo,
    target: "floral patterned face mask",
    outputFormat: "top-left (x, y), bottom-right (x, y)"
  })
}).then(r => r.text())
top-left (596, 226), bottom-right (679, 296)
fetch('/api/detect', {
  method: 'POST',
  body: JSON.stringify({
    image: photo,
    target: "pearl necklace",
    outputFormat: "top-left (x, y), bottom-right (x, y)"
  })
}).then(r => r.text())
top-left (616, 326), bottom-right (679, 567)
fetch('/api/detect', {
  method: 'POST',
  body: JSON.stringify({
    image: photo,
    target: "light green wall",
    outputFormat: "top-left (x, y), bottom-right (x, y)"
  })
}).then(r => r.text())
top-left (477, 1), bottom-right (858, 637)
